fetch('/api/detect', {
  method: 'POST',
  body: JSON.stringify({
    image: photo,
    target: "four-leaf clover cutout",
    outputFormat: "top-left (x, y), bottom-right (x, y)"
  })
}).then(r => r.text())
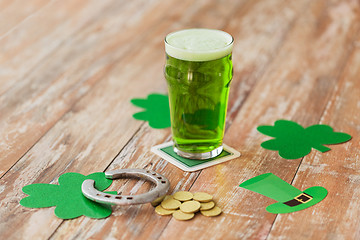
top-left (20, 172), bottom-right (116, 219)
top-left (131, 93), bottom-right (171, 129)
top-left (257, 120), bottom-right (352, 159)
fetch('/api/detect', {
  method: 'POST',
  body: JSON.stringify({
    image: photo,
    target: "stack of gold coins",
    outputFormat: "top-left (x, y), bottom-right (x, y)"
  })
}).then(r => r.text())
top-left (153, 191), bottom-right (222, 221)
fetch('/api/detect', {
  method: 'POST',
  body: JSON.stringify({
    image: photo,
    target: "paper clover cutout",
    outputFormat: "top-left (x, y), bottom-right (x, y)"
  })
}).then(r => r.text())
top-left (257, 120), bottom-right (351, 159)
top-left (20, 172), bottom-right (116, 219)
top-left (131, 93), bottom-right (171, 129)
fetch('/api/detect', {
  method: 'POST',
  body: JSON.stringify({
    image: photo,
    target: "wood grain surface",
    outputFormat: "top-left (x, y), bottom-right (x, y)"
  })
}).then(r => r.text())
top-left (1, 0), bottom-right (359, 239)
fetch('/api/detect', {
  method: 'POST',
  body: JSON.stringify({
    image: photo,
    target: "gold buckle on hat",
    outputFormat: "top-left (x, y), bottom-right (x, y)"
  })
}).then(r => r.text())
top-left (294, 193), bottom-right (313, 203)
top-left (284, 192), bottom-right (313, 207)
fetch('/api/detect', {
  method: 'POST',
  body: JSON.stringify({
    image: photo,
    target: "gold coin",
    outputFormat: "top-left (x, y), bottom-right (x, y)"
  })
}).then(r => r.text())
top-left (163, 195), bottom-right (173, 201)
top-left (200, 206), bottom-right (222, 217)
top-left (180, 200), bottom-right (201, 213)
top-left (155, 205), bottom-right (175, 216)
top-left (200, 201), bottom-right (215, 211)
top-left (193, 192), bottom-right (213, 202)
top-left (161, 199), bottom-right (181, 210)
top-left (173, 191), bottom-right (193, 202)
top-left (151, 195), bottom-right (166, 207)
top-left (172, 210), bottom-right (195, 221)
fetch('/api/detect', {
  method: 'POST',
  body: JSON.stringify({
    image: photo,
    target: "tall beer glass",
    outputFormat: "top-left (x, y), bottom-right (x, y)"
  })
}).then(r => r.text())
top-left (164, 28), bottom-right (233, 159)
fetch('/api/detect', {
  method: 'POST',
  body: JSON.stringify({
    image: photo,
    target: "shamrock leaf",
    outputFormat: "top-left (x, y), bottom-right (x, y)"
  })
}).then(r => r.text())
top-left (131, 93), bottom-right (171, 129)
top-left (257, 120), bottom-right (352, 159)
top-left (20, 172), bottom-right (116, 219)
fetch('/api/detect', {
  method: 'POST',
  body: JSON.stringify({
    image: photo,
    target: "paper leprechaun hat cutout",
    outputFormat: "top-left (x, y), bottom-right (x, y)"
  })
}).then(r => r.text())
top-left (239, 173), bottom-right (327, 214)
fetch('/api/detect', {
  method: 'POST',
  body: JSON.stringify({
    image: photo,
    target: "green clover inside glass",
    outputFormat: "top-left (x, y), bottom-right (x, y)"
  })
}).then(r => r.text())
top-left (257, 120), bottom-right (352, 159)
top-left (20, 172), bottom-right (116, 219)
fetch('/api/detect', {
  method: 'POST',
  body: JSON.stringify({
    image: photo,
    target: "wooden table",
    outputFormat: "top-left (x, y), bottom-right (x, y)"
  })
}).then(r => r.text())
top-left (1, 0), bottom-right (360, 239)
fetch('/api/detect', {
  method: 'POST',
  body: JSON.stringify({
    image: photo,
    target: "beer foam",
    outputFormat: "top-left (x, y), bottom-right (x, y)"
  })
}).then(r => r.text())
top-left (165, 29), bottom-right (233, 61)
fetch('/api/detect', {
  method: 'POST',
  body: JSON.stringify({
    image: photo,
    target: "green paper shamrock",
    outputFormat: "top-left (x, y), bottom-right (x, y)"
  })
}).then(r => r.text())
top-left (257, 120), bottom-right (352, 159)
top-left (131, 93), bottom-right (171, 129)
top-left (20, 172), bottom-right (116, 219)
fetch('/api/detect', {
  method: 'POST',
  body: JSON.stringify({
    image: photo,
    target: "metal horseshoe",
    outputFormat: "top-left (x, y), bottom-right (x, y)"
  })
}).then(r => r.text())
top-left (81, 169), bottom-right (170, 205)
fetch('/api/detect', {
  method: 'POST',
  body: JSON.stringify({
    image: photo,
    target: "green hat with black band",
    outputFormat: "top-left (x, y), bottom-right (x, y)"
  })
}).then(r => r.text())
top-left (239, 173), bottom-right (327, 214)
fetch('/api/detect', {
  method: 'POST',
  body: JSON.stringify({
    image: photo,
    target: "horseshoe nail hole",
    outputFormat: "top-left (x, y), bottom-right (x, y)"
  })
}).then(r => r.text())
top-left (115, 196), bottom-right (122, 200)
top-left (161, 181), bottom-right (166, 184)
top-left (96, 194), bottom-right (100, 196)
top-left (104, 195), bottom-right (111, 198)
top-left (157, 176), bottom-right (162, 179)
top-left (127, 197), bottom-right (133, 200)
top-left (146, 170), bottom-right (151, 173)
top-left (152, 173), bottom-right (156, 176)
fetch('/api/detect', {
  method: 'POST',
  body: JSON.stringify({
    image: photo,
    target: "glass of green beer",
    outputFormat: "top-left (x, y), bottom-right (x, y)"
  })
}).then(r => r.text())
top-left (164, 28), bottom-right (234, 159)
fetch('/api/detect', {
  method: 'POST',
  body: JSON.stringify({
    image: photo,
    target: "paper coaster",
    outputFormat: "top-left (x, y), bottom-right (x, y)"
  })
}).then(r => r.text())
top-left (151, 142), bottom-right (240, 172)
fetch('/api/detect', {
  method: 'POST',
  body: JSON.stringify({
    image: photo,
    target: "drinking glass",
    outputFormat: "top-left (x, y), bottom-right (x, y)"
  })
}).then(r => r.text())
top-left (164, 28), bottom-right (233, 159)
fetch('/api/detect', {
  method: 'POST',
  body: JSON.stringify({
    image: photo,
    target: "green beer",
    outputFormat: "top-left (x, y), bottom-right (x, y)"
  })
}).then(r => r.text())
top-left (164, 29), bottom-right (233, 159)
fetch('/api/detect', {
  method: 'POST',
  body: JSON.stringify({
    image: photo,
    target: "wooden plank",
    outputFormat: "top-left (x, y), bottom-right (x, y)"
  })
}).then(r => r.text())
top-left (0, 0), bottom-right (15, 14)
top-left (157, 0), bottom-right (360, 239)
top-left (1, 0), bottom-right (358, 240)
top-left (267, 34), bottom-right (360, 239)
top-left (0, 0), bottom-right (51, 38)
top-left (0, 0), bottom-right (114, 96)
top-left (48, 1), bottom-right (314, 239)
top-left (0, 37), bottom-right (160, 240)
top-left (0, 0), bottom-right (220, 238)
top-left (0, 0), bottom-right (172, 177)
